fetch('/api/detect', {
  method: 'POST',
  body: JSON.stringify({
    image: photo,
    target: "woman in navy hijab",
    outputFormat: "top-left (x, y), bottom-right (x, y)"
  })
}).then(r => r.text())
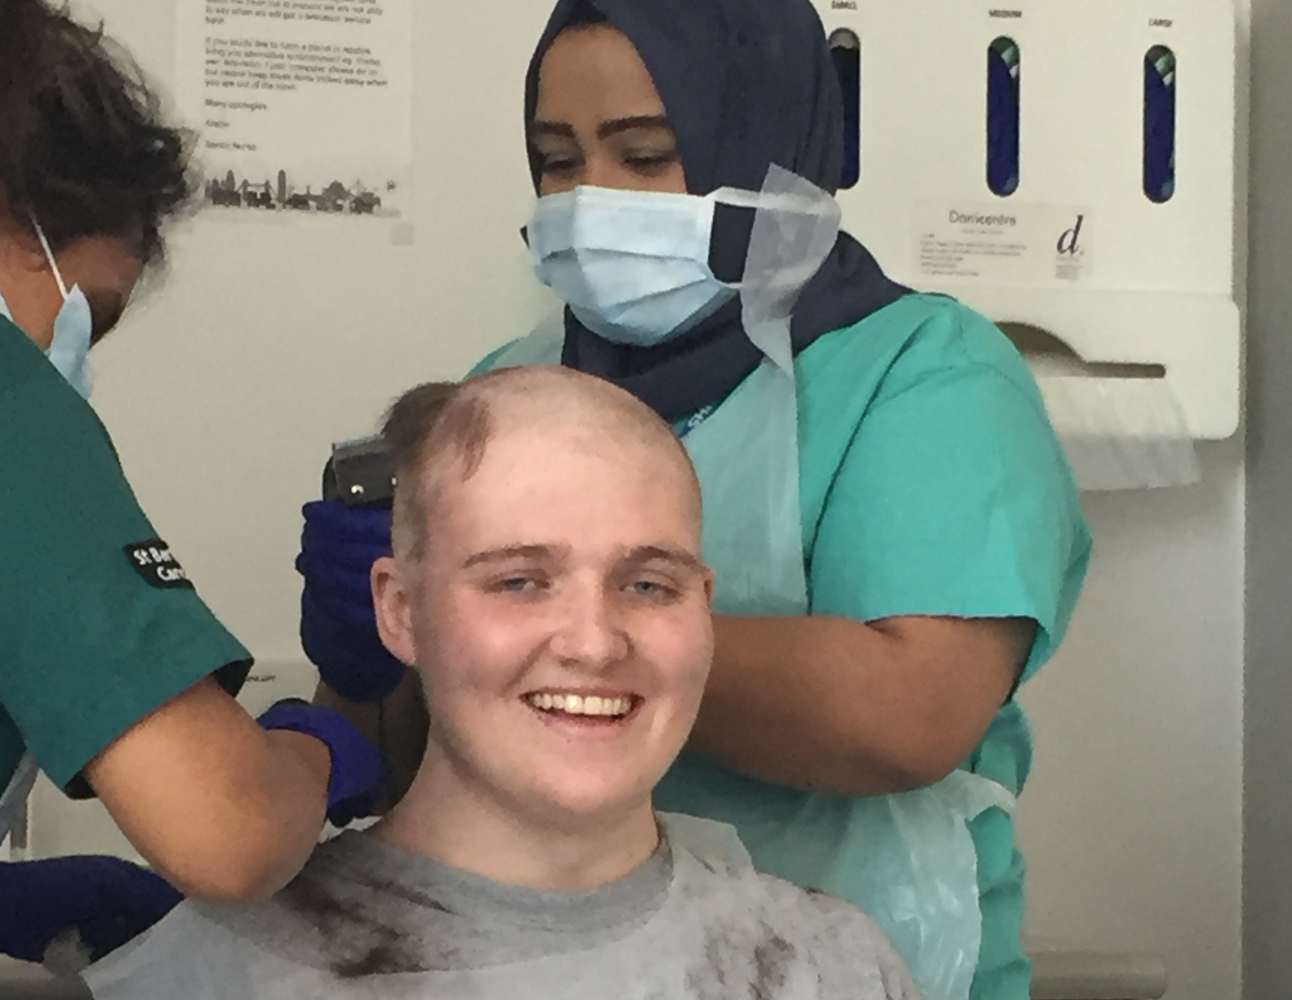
top-left (300, 2), bottom-right (1091, 998)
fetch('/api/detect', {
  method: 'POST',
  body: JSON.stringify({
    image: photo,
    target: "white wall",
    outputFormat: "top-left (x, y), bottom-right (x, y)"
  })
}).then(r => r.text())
top-left (31, 4), bottom-right (1251, 999)
top-left (1241, 0), bottom-right (1292, 993)
top-left (1017, 443), bottom-right (1246, 1000)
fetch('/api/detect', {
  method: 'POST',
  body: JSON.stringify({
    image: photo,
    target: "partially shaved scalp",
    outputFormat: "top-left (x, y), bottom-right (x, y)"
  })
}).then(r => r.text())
top-left (383, 365), bottom-right (700, 564)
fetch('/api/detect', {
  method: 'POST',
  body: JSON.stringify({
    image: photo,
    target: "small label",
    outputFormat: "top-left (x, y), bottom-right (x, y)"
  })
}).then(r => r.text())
top-left (915, 203), bottom-right (1092, 287)
top-left (1149, 17), bottom-right (1174, 28)
top-left (831, 1), bottom-right (859, 9)
top-left (989, 9), bottom-right (1024, 18)
top-left (124, 539), bottom-right (195, 590)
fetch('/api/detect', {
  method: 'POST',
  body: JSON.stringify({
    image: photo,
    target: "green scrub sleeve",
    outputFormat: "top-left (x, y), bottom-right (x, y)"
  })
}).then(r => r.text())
top-left (807, 357), bottom-right (1091, 682)
top-left (0, 374), bottom-right (250, 791)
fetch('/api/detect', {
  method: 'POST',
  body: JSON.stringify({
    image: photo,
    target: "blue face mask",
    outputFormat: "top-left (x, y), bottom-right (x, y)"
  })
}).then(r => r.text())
top-left (526, 186), bottom-right (742, 348)
top-left (43, 287), bottom-right (94, 400)
top-left (0, 216), bottom-right (96, 399)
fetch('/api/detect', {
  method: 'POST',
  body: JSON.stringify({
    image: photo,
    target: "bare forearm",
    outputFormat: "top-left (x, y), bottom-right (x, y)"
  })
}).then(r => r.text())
top-left (88, 679), bottom-right (332, 902)
top-left (690, 615), bottom-right (929, 795)
top-left (688, 614), bottom-right (1026, 797)
top-left (214, 727), bottom-right (331, 894)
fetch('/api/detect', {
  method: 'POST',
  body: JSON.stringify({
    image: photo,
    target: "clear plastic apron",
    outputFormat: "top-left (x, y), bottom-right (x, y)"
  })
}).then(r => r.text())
top-left (491, 167), bottom-right (1016, 1000)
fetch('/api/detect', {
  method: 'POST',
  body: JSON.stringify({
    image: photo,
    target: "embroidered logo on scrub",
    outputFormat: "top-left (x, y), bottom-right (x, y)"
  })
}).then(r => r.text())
top-left (124, 539), bottom-right (194, 590)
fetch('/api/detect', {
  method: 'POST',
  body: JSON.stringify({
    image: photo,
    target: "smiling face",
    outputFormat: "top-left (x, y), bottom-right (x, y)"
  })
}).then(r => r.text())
top-left (529, 24), bottom-right (688, 196)
top-left (373, 377), bottom-right (713, 835)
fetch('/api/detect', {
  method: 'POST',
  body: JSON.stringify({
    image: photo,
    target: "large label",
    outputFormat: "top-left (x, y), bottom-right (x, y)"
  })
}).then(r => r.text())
top-left (915, 203), bottom-right (1092, 287)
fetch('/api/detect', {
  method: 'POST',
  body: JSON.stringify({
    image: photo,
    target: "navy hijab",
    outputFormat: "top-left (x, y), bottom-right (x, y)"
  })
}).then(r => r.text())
top-left (526, 0), bottom-right (910, 422)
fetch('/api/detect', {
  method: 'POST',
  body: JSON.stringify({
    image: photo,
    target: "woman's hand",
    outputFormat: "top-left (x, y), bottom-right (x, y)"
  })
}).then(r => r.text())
top-left (0, 856), bottom-right (181, 970)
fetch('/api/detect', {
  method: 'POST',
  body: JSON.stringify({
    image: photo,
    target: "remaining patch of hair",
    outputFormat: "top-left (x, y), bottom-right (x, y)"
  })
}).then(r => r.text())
top-left (382, 365), bottom-right (699, 562)
top-left (381, 381), bottom-right (477, 562)
top-left (382, 381), bottom-right (490, 486)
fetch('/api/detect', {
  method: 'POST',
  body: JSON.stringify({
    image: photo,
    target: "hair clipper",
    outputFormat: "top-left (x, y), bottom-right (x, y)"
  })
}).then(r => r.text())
top-left (323, 435), bottom-right (397, 509)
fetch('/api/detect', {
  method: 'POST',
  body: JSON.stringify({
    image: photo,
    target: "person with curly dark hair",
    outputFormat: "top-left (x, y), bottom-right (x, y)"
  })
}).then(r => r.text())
top-left (0, 0), bottom-right (381, 972)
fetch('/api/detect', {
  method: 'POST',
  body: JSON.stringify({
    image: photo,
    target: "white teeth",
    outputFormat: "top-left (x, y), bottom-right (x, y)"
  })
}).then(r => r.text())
top-left (527, 693), bottom-right (633, 717)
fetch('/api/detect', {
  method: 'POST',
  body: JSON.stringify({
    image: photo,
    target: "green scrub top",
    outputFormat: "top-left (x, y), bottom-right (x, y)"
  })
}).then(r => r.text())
top-left (473, 293), bottom-right (1092, 1000)
top-left (0, 316), bottom-right (250, 798)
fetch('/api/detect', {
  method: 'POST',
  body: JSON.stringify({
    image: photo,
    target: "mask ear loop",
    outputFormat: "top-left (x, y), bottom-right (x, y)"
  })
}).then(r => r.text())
top-left (28, 213), bottom-right (70, 300)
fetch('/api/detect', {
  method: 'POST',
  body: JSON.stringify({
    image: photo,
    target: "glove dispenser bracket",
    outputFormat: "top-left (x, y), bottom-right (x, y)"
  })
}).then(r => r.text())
top-left (814, 0), bottom-right (1240, 441)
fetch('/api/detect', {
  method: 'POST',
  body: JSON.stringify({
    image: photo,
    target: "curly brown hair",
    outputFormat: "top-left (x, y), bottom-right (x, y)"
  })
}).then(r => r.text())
top-left (0, 0), bottom-right (195, 267)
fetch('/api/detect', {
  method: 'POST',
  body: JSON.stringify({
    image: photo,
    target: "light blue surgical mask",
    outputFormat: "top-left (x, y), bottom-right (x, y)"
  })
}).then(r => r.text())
top-left (43, 288), bottom-right (94, 400)
top-left (0, 217), bottom-right (95, 399)
top-left (32, 217), bottom-right (95, 399)
top-left (526, 186), bottom-right (744, 348)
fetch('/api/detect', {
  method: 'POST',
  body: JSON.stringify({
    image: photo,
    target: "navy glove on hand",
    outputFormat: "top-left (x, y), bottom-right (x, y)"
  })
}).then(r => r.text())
top-left (257, 699), bottom-right (384, 827)
top-left (0, 856), bottom-right (181, 967)
top-left (0, 708), bottom-right (384, 970)
top-left (296, 500), bottom-right (406, 703)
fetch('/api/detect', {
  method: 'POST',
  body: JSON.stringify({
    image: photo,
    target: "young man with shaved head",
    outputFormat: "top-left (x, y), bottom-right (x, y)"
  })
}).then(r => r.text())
top-left (85, 367), bottom-right (920, 1000)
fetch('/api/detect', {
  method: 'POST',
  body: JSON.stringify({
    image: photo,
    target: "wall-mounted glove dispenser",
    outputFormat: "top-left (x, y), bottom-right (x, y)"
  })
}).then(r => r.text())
top-left (815, 0), bottom-right (1240, 489)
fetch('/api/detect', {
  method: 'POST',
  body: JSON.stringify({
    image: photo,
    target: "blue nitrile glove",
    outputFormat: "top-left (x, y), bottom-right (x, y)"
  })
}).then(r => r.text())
top-left (257, 699), bottom-right (383, 827)
top-left (296, 500), bottom-right (406, 703)
top-left (987, 45), bottom-right (1020, 196)
top-left (1144, 55), bottom-right (1176, 202)
top-left (0, 856), bottom-right (181, 966)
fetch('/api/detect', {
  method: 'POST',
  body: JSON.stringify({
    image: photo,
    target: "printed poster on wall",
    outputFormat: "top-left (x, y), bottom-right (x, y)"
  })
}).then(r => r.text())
top-left (176, 0), bottom-right (412, 219)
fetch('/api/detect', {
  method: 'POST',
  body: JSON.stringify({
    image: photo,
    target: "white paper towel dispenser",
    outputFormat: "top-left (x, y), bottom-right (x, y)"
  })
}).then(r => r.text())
top-left (813, 0), bottom-right (1240, 489)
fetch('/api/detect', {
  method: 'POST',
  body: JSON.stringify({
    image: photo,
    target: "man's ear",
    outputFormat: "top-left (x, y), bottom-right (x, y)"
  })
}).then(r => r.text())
top-left (371, 555), bottom-right (417, 666)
